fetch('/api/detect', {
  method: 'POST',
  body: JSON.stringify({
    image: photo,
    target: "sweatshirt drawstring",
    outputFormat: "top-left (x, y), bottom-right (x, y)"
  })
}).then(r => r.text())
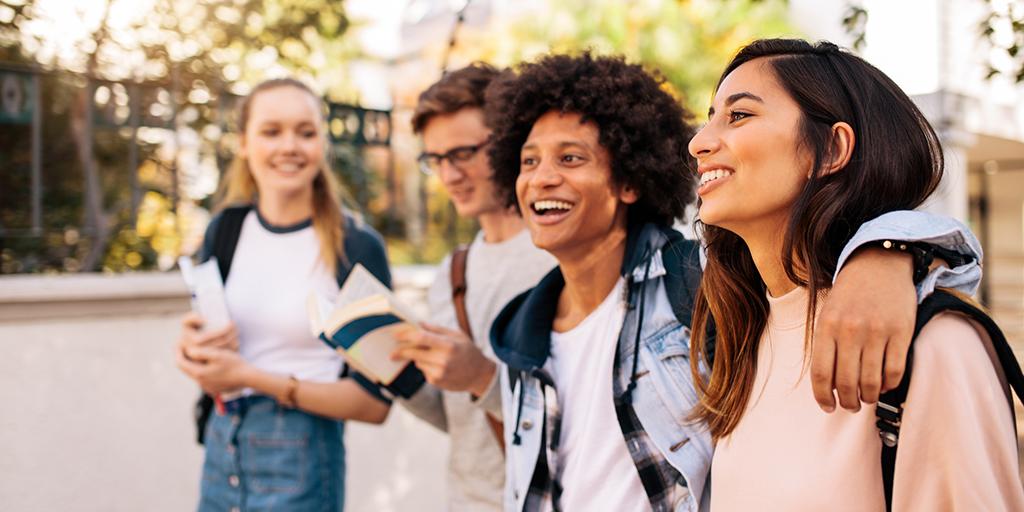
top-left (511, 371), bottom-right (526, 445)
top-left (623, 244), bottom-right (653, 405)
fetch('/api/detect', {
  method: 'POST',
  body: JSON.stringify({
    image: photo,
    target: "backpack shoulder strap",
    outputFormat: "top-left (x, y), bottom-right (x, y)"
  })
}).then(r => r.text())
top-left (450, 244), bottom-right (473, 339)
top-left (877, 290), bottom-right (1024, 511)
top-left (210, 205), bottom-right (251, 283)
top-left (661, 232), bottom-right (716, 362)
top-left (449, 243), bottom-right (506, 454)
top-left (193, 204), bottom-right (250, 445)
top-left (661, 234), bottom-right (702, 327)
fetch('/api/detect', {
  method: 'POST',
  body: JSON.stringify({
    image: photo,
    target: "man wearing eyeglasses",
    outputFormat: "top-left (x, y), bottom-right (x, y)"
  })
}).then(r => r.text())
top-left (386, 63), bottom-right (556, 510)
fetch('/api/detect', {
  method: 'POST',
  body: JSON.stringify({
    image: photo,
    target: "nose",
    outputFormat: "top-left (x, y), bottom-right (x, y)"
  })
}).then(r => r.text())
top-left (281, 131), bottom-right (300, 153)
top-left (688, 121), bottom-right (720, 159)
top-left (528, 157), bottom-right (562, 189)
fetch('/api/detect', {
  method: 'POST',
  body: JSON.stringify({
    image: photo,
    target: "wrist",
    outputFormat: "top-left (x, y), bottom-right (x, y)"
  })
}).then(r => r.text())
top-left (468, 359), bottom-right (497, 399)
top-left (277, 374), bottom-right (299, 408)
top-left (850, 245), bottom-right (913, 276)
top-left (863, 240), bottom-right (933, 283)
top-left (235, 361), bottom-right (258, 388)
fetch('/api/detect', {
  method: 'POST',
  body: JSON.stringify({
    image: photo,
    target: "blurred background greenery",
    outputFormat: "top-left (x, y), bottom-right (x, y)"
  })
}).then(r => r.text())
top-left (1, 0), bottom-right (1019, 272)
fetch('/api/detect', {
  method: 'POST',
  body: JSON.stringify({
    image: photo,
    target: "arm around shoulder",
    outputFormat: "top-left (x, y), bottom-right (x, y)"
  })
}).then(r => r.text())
top-left (835, 210), bottom-right (983, 301)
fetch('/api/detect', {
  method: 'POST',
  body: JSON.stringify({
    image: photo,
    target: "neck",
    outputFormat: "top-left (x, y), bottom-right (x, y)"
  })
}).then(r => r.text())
top-left (477, 208), bottom-right (525, 244)
top-left (553, 224), bottom-right (628, 332)
top-left (740, 223), bottom-right (797, 298)
top-left (256, 190), bottom-right (314, 226)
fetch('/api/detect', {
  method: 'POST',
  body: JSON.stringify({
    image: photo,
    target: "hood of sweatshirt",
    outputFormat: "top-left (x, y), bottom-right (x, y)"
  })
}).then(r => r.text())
top-left (490, 222), bottom-right (702, 372)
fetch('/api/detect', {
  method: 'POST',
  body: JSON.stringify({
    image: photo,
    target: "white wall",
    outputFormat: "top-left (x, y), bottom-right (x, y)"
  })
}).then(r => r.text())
top-left (0, 269), bottom-right (448, 512)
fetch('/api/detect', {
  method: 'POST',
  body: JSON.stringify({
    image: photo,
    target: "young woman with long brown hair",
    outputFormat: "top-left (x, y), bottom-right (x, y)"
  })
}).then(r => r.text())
top-left (688, 39), bottom-right (1024, 510)
top-left (175, 78), bottom-right (392, 511)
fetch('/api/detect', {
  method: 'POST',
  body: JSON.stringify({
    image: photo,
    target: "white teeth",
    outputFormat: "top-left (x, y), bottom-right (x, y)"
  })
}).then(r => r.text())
top-left (273, 162), bottom-right (305, 173)
top-left (699, 169), bottom-right (733, 187)
top-left (532, 200), bottom-right (574, 212)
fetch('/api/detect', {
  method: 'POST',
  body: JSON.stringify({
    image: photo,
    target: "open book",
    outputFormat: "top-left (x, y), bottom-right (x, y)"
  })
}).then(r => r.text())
top-left (308, 264), bottom-right (425, 399)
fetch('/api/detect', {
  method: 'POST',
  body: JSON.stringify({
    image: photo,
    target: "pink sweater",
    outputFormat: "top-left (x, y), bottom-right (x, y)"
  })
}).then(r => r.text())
top-left (711, 287), bottom-right (1024, 511)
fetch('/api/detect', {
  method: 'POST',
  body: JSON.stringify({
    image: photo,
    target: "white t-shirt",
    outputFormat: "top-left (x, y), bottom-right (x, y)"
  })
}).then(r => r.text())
top-left (416, 228), bottom-right (557, 511)
top-left (546, 278), bottom-right (651, 511)
top-left (225, 211), bottom-right (343, 384)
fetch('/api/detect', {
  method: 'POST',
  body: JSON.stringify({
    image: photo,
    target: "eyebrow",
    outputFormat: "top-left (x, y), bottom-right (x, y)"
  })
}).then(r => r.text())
top-left (255, 119), bottom-right (317, 126)
top-left (707, 92), bottom-right (765, 118)
top-left (521, 140), bottom-right (591, 152)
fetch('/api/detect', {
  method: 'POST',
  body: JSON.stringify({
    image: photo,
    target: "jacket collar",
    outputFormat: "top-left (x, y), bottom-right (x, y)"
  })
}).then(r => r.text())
top-left (490, 221), bottom-right (683, 372)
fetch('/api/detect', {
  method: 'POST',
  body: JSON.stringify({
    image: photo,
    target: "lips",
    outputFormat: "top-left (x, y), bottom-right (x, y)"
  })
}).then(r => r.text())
top-left (698, 168), bottom-right (733, 187)
top-left (528, 198), bottom-right (575, 225)
top-left (270, 161), bottom-right (309, 174)
top-left (696, 165), bottom-right (734, 196)
top-left (448, 187), bottom-right (474, 203)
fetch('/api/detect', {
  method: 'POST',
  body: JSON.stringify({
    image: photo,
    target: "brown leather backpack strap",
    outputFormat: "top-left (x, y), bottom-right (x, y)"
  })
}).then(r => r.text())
top-left (484, 413), bottom-right (505, 456)
top-left (450, 245), bottom-right (473, 340)
top-left (450, 244), bottom-right (505, 455)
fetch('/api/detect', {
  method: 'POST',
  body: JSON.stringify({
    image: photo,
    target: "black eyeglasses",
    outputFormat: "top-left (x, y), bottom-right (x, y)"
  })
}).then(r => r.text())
top-left (417, 140), bottom-right (490, 175)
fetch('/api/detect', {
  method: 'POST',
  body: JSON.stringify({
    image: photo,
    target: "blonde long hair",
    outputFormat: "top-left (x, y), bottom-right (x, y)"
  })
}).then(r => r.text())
top-left (216, 78), bottom-right (347, 275)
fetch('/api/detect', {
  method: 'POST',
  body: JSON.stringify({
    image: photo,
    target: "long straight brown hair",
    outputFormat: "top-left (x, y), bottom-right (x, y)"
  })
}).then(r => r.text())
top-left (689, 39), bottom-right (943, 440)
top-left (216, 78), bottom-right (348, 274)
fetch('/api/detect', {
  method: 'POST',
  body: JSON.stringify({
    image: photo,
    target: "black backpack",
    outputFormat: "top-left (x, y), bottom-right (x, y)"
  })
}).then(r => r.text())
top-left (875, 290), bottom-right (1024, 510)
top-left (192, 206), bottom-right (251, 444)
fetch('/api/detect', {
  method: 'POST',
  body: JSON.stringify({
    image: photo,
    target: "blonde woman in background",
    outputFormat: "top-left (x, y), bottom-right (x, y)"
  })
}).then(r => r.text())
top-left (176, 78), bottom-right (392, 512)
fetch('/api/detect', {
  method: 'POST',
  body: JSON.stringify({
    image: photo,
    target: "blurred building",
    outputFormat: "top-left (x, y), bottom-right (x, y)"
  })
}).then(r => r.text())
top-left (792, 0), bottom-right (1024, 349)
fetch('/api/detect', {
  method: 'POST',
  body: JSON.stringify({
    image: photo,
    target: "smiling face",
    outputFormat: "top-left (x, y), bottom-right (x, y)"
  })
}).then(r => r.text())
top-left (420, 107), bottom-right (504, 219)
top-left (688, 58), bottom-right (812, 238)
top-left (239, 85), bottom-right (325, 201)
top-left (516, 110), bottom-right (637, 260)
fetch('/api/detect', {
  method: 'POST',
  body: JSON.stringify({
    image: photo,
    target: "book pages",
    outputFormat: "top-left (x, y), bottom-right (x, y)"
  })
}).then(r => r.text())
top-left (309, 264), bottom-right (421, 386)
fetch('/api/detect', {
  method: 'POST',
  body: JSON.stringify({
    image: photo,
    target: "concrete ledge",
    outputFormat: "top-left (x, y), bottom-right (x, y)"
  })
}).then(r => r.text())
top-left (0, 273), bottom-right (191, 322)
top-left (0, 266), bottom-right (439, 323)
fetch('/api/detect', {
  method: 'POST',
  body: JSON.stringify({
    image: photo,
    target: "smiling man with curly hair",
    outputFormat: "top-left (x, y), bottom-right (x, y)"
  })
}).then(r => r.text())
top-left (484, 51), bottom-right (982, 512)
top-left (486, 53), bottom-right (696, 227)
top-left (486, 52), bottom-right (710, 512)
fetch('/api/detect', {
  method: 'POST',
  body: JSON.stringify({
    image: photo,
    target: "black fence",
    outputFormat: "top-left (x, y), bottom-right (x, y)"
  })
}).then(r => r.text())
top-left (0, 64), bottom-right (392, 274)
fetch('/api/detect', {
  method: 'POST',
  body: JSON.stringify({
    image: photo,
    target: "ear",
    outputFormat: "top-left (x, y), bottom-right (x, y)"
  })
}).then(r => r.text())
top-left (618, 184), bottom-right (639, 205)
top-left (821, 121), bottom-right (855, 176)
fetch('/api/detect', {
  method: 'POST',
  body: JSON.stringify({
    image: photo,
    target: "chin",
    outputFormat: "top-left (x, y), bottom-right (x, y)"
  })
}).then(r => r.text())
top-left (526, 229), bottom-right (552, 251)
top-left (452, 201), bottom-right (481, 218)
top-left (697, 204), bottom-right (726, 228)
top-left (527, 229), bottom-right (570, 256)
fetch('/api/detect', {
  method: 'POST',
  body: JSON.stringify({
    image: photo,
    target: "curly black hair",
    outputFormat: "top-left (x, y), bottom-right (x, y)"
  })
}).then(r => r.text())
top-left (484, 52), bottom-right (696, 226)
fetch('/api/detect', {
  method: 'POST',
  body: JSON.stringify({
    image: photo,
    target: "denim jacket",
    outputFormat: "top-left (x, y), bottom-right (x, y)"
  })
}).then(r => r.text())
top-left (489, 212), bottom-right (982, 512)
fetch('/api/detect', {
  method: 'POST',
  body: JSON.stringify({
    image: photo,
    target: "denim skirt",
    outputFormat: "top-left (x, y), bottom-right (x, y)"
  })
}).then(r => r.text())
top-left (198, 396), bottom-right (346, 512)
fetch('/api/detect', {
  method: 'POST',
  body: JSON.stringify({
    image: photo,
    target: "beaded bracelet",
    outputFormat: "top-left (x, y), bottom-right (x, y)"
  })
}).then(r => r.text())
top-left (278, 375), bottom-right (299, 408)
top-left (871, 240), bottom-right (934, 284)
top-left (871, 239), bottom-right (976, 284)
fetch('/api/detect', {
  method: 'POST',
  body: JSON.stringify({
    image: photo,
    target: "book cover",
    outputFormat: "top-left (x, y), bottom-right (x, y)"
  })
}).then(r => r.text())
top-left (308, 264), bottom-right (425, 398)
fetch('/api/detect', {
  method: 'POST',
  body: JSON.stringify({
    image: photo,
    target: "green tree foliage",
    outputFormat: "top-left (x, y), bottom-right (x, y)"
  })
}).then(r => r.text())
top-left (0, 0), bottom-right (358, 273)
top-left (978, 0), bottom-right (1024, 82)
top-left (462, 0), bottom-right (795, 112)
